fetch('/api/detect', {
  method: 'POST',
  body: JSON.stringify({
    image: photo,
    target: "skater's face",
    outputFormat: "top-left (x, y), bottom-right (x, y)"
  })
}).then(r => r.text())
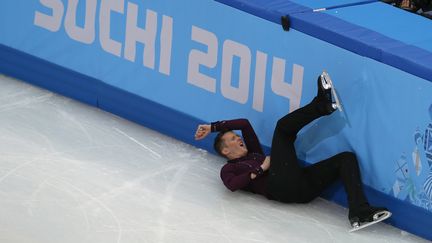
top-left (221, 131), bottom-right (248, 159)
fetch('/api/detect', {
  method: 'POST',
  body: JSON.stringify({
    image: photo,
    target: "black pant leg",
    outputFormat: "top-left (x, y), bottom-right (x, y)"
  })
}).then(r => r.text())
top-left (299, 152), bottom-right (368, 209)
top-left (267, 98), bottom-right (325, 202)
top-left (273, 97), bottom-right (324, 138)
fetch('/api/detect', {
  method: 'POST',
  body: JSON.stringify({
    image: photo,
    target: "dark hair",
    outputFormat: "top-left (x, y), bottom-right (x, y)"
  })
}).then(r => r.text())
top-left (213, 130), bottom-right (231, 157)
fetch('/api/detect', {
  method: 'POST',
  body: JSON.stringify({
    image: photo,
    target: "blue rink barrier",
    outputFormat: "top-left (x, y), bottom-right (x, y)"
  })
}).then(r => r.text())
top-left (1, 0), bottom-right (432, 240)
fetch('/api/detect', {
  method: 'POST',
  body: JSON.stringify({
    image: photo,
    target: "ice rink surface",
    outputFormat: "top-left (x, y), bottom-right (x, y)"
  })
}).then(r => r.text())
top-left (0, 74), bottom-right (428, 243)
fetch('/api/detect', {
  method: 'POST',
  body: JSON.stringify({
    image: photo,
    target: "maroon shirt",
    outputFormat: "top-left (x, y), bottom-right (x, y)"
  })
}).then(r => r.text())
top-left (211, 119), bottom-right (270, 197)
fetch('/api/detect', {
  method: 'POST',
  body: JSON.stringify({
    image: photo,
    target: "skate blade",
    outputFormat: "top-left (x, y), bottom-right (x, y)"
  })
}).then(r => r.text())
top-left (349, 211), bottom-right (392, 233)
top-left (332, 89), bottom-right (343, 112)
top-left (320, 75), bottom-right (332, 90)
top-left (322, 70), bottom-right (343, 112)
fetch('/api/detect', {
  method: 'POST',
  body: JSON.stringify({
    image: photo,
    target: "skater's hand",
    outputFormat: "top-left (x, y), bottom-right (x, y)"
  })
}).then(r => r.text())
top-left (251, 156), bottom-right (271, 179)
top-left (194, 124), bottom-right (211, 140)
top-left (261, 156), bottom-right (271, 171)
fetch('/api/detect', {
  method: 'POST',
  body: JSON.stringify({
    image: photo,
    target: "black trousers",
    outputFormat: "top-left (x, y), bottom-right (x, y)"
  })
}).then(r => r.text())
top-left (267, 98), bottom-right (368, 210)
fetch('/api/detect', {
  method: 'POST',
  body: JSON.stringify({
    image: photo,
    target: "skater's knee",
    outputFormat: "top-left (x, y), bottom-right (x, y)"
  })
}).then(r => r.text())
top-left (338, 152), bottom-right (357, 163)
top-left (339, 151), bottom-right (355, 158)
top-left (276, 118), bottom-right (285, 131)
top-left (275, 119), bottom-right (295, 137)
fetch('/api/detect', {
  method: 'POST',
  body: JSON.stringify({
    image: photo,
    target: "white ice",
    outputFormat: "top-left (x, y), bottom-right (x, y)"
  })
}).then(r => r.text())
top-left (0, 74), bottom-right (428, 243)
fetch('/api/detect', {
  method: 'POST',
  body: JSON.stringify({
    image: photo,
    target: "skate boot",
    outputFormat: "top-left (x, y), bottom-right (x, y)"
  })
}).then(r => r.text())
top-left (348, 204), bottom-right (390, 229)
top-left (316, 74), bottom-right (337, 115)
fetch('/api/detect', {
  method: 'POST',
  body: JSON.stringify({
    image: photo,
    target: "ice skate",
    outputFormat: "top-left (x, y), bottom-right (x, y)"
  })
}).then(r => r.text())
top-left (348, 205), bottom-right (392, 232)
top-left (316, 72), bottom-right (336, 115)
top-left (320, 70), bottom-right (343, 112)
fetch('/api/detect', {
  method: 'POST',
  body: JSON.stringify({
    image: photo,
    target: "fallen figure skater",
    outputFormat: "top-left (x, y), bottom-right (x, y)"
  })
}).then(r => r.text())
top-left (194, 71), bottom-right (391, 231)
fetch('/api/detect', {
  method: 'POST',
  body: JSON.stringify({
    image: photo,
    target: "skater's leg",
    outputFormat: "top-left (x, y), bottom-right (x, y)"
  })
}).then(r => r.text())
top-left (299, 152), bottom-right (368, 209)
top-left (266, 125), bottom-right (302, 202)
top-left (298, 152), bottom-right (388, 224)
top-left (275, 73), bottom-right (338, 138)
top-left (267, 75), bottom-right (337, 202)
top-left (275, 98), bottom-right (326, 138)
top-left (267, 98), bottom-right (328, 202)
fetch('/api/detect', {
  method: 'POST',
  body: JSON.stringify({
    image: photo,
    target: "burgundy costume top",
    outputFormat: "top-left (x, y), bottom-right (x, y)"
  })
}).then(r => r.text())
top-left (211, 119), bottom-right (270, 197)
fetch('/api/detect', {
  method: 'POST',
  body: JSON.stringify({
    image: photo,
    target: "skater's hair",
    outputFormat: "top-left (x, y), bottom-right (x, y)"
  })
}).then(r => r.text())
top-left (213, 130), bottom-right (231, 158)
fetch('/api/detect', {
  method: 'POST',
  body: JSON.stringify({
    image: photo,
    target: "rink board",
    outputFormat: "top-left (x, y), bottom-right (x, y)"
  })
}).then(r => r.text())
top-left (1, 0), bottom-right (432, 240)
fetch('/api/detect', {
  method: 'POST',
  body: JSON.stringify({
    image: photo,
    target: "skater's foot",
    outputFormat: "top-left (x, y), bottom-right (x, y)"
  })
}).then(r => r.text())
top-left (348, 204), bottom-right (389, 227)
top-left (315, 75), bottom-right (337, 115)
top-left (317, 74), bottom-right (332, 102)
top-left (316, 74), bottom-right (337, 115)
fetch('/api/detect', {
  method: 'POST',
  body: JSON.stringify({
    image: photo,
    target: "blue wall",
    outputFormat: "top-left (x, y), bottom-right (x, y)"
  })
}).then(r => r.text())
top-left (1, 0), bottom-right (432, 240)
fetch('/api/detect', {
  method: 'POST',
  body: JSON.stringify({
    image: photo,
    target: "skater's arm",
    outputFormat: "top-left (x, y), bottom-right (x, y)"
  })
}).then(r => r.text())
top-left (220, 164), bottom-right (264, 191)
top-left (250, 156), bottom-right (271, 179)
top-left (195, 119), bottom-right (263, 155)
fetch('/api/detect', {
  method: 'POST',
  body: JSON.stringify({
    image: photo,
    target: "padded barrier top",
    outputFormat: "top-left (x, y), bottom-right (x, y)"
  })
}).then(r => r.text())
top-left (323, 2), bottom-right (432, 50)
top-left (215, 0), bottom-right (432, 83)
top-left (215, 0), bottom-right (310, 23)
top-left (287, 0), bottom-right (378, 10)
